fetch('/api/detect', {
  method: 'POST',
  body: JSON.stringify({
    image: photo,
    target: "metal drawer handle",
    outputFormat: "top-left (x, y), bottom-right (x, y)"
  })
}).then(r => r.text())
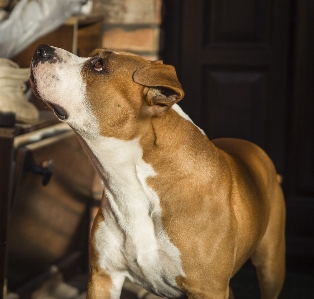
top-left (31, 160), bottom-right (54, 186)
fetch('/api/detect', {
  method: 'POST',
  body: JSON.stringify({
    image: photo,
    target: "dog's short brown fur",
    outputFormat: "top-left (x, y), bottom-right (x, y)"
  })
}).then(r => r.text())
top-left (31, 45), bottom-right (285, 299)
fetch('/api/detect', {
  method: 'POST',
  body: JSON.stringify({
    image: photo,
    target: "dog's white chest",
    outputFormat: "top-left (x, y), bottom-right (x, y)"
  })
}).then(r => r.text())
top-left (85, 136), bottom-right (185, 298)
top-left (95, 210), bottom-right (184, 298)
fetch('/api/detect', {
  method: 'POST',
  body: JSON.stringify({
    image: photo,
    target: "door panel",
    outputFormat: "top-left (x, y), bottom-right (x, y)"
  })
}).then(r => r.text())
top-left (202, 67), bottom-right (268, 145)
top-left (204, 0), bottom-right (269, 45)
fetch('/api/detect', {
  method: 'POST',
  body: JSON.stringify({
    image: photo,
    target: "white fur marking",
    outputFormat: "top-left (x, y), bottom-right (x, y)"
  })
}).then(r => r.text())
top-left (32, 48), bottom-right (98, 138)
top-left (84, 136), bottom-right (185, 298)
top-left (172, 104), bottom-right (205, 135)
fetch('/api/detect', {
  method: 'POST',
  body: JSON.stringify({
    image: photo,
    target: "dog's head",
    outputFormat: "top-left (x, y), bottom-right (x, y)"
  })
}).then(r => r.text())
top-left (30, 44), bottom-right (184, 139)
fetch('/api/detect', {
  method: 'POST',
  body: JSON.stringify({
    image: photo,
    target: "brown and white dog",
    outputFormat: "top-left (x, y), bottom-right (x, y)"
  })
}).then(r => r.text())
top-left (30, 44), bottom-right (285, 299)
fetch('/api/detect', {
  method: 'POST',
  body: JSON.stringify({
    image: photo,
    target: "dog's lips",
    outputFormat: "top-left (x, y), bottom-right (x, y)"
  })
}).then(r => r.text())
top-left (29, 72), bottom-right (39, 97)
top-left (47, 102), bottom-right (69, 120)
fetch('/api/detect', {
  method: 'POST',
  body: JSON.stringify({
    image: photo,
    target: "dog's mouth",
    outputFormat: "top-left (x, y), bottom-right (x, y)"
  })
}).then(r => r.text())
top-left (47, 102), bottom-right (68, 120)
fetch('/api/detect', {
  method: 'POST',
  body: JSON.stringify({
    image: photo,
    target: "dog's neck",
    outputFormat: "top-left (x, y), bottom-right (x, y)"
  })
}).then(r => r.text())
top-left (76, 104), bottom-right (218, 215)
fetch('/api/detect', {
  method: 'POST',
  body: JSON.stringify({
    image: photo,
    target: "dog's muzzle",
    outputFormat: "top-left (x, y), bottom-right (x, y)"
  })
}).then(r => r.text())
top-left (30, 44), bottom-right (69, 121)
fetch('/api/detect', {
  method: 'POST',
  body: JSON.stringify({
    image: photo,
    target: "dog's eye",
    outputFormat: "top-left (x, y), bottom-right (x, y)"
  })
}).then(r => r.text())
top-left (93, 60), bottom-right (103, 71)
top-left (91, 58), bottom-right (104, 72)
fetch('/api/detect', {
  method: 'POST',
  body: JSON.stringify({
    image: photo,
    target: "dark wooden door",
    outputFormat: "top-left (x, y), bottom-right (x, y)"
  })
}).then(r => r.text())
top-left (164, 0), bottom-right (290, 173)
top-left (163, 0), bottom-right (314, 272)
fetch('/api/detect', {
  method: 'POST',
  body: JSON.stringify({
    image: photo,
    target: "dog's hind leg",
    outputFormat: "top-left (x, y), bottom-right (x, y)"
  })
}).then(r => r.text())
top-left (251, 183), bottom-right (286, 299)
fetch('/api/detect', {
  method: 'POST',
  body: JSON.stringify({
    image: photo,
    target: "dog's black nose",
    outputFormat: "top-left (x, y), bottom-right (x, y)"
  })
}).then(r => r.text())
top-left (35, 44), bottom-right (55, 59)
top-left (32, 44), bottom-right (57, 67)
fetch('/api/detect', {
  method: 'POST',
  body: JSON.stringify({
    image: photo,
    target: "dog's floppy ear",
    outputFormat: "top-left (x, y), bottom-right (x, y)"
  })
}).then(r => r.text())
top-left (133, 61), bottom-right (184, 113)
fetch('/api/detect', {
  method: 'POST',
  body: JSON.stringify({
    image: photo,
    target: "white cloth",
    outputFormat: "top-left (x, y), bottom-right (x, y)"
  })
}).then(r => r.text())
top-left (0, 58), bottom-right (39, 122)
top-left (0, 0), bottom-right (85, 58)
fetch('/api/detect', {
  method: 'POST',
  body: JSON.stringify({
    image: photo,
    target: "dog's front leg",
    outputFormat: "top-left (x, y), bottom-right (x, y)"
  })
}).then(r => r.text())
top-left (87, 268), bottom-right (124, 299)
top-left (88, 205), bottom-right (125, 299)
top-left (87, 268), bottom-right (112, 299)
